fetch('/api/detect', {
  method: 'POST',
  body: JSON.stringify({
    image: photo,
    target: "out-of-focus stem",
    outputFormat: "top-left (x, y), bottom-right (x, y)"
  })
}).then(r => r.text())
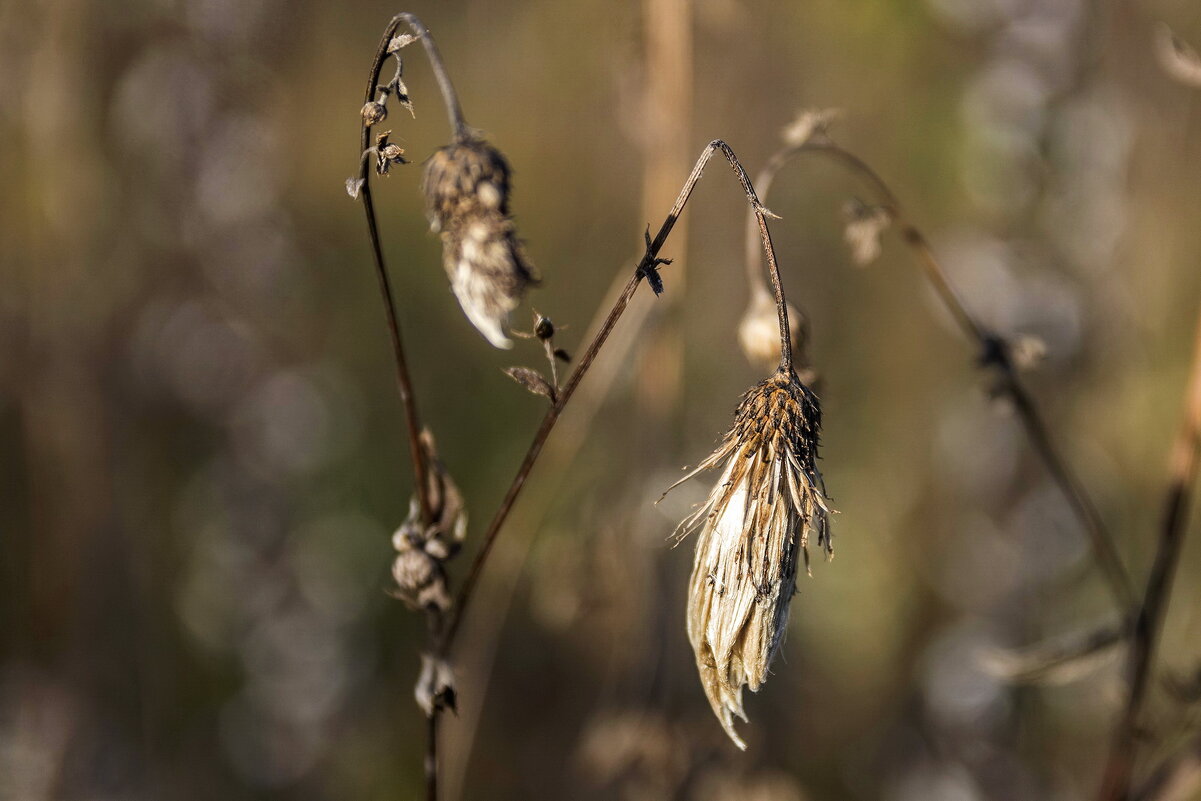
top-left (751, 138), bottom-right (1135, 614)
top-left (1098, 304), bottom-right (1201, 801)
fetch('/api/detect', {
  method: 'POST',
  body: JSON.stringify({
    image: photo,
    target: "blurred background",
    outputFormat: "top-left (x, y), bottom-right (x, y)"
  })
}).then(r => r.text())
top-left (4, 0), bottom-right (1201, 798)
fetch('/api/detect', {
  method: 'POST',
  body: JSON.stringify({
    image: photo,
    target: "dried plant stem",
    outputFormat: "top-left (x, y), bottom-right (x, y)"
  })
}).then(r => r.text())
top-left (425, 713), bottom-right (439, 801)
top-left (356, 15), bottom-right (473, 799)
top-left (751, 138), bottom-right (1135, 614)
top-left (357, 13), bottom-right (472, 529)
top-left (1098, 305), bottom-right (1201, 801)
top-left (439, 139), bottom-right (793, 653)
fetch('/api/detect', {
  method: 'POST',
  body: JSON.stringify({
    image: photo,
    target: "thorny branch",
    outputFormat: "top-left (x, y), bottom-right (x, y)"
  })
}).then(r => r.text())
top-left (1098, 304), bottom-right (1201, 801)
top-left (749, 136), bottom-right (1136, 616)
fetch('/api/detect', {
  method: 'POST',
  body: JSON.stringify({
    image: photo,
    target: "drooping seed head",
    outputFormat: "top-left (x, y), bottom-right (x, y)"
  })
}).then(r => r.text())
top-left (669, 368), bottom-right (831, 749)
top-left (422, 138), bottom-right (537, 349)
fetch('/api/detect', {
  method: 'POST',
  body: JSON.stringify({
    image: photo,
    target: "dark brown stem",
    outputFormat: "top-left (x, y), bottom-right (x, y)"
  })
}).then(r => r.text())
top-left (752, 137), bottom-right (1135, 614)
top-left (425, 712), bottom-right (439, 801)
top-left (438, 139), bottom-right (791, 653)
top-left (1098, 307), bottom-right (1201, 801)
top-left (359, 16), bottom-right (433, 525)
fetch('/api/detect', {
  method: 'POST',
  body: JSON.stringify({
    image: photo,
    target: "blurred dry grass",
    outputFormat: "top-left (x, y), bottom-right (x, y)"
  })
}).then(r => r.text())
top-left (4, 0), bottom-right (1201, 799)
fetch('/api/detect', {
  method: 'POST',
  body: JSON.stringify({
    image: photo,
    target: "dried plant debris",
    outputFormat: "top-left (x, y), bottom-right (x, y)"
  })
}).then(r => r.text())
top-left (504, 366), bottom-right (556, 403)
top-left (423, 138), bottom-right (538, 348)
top-left (390, 430), bottom-right (467, 611)
top-left (738, 290), bottom-right (808, 373)
top-left (781, 108), bottom-right (841, 147)
top-left (664, 368), bottom-right (831, 749)
top-left (1156, 24), bottom-right (1201, 88)
top-left (842, 198), bottom-right (893, 266)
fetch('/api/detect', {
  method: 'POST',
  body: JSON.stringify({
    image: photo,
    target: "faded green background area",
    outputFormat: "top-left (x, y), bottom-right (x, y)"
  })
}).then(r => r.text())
top-left (3, 0), bottom-right (1201, 799)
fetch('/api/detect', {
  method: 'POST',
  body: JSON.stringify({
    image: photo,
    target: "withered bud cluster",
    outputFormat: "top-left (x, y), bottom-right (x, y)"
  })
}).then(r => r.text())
top-left (391, 431), bottom-right (466, 612)
top-left (423, 138), bottom-right (537, 349)
top-left (669, 368), bottom-right (831, 749)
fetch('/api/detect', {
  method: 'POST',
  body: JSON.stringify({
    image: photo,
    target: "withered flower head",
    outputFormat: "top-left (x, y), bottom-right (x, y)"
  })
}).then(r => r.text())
top-left (422, 138), bottom-right (538, 349)
top-left (669, 368), bottom-right (831, 749)
top-left (390, 431), bottom-right (467, 611)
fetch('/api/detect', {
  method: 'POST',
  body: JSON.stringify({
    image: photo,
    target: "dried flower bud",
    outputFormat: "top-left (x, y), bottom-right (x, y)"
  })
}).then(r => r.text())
top-left (392, 548), bottom-right (451, 611)
top-left (781, 108), bottom-right (841, 147)
top-left (423, 138), bottom-right (537, 348)
top-left (737, 290), bottom-right (808, 372)
top-left (842, 199), bottom-right (892, 266)
top-left (534, 314), bottom-right (555, 341)
top-left (415, 654), bottom-right (457, 716)
top-left (667, 368), bottom-right (831, 749)
top-left (361, 100), bottom-right (388, 126)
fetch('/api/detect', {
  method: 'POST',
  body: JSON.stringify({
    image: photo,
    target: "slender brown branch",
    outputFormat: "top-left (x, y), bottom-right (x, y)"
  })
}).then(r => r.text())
top-left (1098, 305), bottom-right (1201, 800)
top-left (439, 139), bottom-right (793, 654)
top-left (750, 137), bottom-right (1135, 614)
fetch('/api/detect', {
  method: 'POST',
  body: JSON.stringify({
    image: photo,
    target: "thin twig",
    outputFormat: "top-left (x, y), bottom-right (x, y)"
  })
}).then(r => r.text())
top-left (1098, 305), bottom-right (1201, 800)
top-left (749, 137), bottom-right (1135, 614)
top-left (438, 139), bottom-right (793, 655)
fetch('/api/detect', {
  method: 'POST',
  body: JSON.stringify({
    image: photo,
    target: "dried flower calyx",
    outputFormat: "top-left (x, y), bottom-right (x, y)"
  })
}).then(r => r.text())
top-left (390, 431), bottom-right (467, 611)
top-left (423, 137), bottom-right (538, 349)
top-left (667, 368), bottom-right (831, 749)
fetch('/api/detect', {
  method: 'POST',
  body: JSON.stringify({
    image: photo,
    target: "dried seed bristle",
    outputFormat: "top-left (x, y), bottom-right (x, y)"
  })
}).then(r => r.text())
top-left (422, 138), bottom-right (538, 349)
top-left (670, 368), bottom-right (831, 749)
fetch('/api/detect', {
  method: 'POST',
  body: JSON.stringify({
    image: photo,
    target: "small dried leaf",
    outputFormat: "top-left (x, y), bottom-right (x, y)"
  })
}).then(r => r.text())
top-left (346, 177), bottom-right (365, 199)
top-left (1156, 24), bottom-right (1201, 88)
top-left (781, 108), bottom-right (841, 147)
top-left (504, 367), bottom-right (556, 402)
top-left (842, 199), bottom-right (893, 266)
top-left (415, 654), bottom-right (457, 717)
top-left (978, 621), bottom-right (1126, 685)
top-left (388, 33), bottom-right (419, 53)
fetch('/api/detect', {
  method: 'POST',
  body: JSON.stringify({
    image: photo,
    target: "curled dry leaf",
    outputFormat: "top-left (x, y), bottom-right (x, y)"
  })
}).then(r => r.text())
top-left (504, 366), bottom-right (556, 402)
top-left (388, 32), bottom-right (419, 53)
top-left (1156, 24), bottom-right (1201, 88)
